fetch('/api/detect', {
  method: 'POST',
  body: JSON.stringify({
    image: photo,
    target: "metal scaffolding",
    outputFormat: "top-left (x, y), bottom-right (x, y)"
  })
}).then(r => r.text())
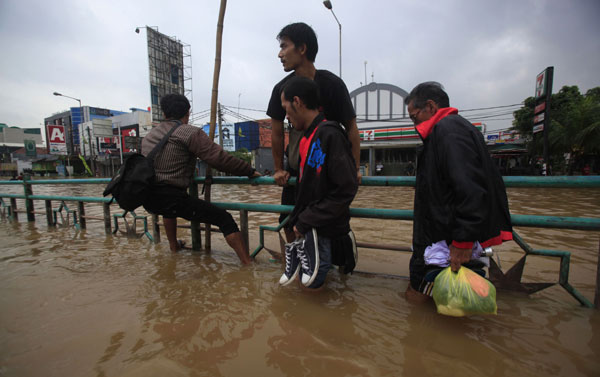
top-left (145, 27), bottom-right (192, 124)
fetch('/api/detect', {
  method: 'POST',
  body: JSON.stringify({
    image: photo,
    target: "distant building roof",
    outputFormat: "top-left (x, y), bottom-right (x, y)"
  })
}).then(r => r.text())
top-left (12, 147), bottom-right (49, 155)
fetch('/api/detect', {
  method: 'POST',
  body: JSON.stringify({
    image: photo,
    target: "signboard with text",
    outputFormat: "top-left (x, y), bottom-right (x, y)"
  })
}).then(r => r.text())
top-left (533, 67), bottom-right (553, 134)
top-left (535, 70), bottom-right (547, 99)
top-left (47, 124), bottom-right (67, 155)
top-left (202, 124), bottom-right (235, 152)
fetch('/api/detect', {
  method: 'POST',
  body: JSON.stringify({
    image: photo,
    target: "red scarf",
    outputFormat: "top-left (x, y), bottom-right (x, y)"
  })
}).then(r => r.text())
top-left (414, 107), bottom-right (458, 140)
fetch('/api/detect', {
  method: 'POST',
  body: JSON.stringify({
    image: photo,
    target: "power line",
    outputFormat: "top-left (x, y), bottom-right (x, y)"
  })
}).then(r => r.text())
top-left (459, 103), bottom-right (523, 112)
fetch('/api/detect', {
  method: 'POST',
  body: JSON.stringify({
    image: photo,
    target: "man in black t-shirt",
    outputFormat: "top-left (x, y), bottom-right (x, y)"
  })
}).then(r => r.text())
top-left (267, 22), bottom-right (360, 242)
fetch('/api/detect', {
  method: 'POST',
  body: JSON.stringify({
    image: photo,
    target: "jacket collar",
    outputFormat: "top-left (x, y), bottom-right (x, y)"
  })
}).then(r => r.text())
top-left (303, 113), bottom-right (326, 137)
top-left (414, 107), bottom-right (458, 140)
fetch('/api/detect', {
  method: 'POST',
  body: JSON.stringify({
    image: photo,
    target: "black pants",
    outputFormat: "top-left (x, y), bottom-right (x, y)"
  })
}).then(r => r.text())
top-left (279, 168), bottom-right (298, 225)
top-left (143, 184), bottom-right (239, 236)
top-left (409, 247), bottom-right (486, 292)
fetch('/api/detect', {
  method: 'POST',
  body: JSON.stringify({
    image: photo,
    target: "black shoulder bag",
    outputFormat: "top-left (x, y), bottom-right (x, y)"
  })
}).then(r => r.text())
top-left (103, 120), bottom-right (182, 211)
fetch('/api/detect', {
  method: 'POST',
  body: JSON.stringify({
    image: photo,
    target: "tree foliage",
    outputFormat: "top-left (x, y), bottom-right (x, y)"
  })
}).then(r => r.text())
top-left (227, 148), bottom-right (252, 164)
top-left (512, 85), bottom-right (600, 172)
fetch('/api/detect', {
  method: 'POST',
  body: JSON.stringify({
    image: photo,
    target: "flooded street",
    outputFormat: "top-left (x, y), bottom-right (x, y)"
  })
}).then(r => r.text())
top-left (0, 181), bottom-right (599, 376)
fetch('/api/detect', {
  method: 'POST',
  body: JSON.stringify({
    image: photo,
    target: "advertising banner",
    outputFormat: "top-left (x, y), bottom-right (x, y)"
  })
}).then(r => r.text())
top-left (120, 126), bottom-right (139, 153)
top-left (47, 124), bottom-right (67, 155)
top-left (202, 124), bottom-right (235, 151)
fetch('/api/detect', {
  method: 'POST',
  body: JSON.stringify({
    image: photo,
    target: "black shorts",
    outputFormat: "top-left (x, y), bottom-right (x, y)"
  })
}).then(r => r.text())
top-left (143, 184), bottom-right (239, 236)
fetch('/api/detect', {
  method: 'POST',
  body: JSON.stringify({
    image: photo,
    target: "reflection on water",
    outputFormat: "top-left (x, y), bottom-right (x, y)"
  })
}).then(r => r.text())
top-left (0, 181), bottom-right (599, 376)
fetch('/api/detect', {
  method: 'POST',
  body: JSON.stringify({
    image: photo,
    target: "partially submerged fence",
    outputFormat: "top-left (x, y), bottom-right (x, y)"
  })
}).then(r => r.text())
top-left (1, 175), bottom-right (599, 308)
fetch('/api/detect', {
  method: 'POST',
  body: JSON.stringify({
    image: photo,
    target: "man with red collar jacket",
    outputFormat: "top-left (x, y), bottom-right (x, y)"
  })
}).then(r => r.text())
top-left (279, 76), bottom-right (358, 289)
top-left (404, 82), bottom-right (512, 302)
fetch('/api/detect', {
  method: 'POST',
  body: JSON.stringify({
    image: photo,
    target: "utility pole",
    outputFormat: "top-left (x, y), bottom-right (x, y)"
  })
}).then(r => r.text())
top-left (87, 126), bottom-right (96, 176)
top-left (218, 102), bottom-right (223, 147)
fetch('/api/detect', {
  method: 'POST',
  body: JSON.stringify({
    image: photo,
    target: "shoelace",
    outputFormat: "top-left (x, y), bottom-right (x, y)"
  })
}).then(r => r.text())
top-left (284, 243), bottom-right (295, 274)
top-left (296, 239), bottom-right (309, 271)
top-left (284, 238), bottom-right (304, 274)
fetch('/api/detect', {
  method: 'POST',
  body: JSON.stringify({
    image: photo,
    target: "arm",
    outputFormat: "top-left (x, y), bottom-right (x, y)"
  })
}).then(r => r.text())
top-left (437, 123), bottom-right (489, 268)
top-left (342, 117), bottom-right (362, 183)
top-left (188, 129), bottom-right (254, 176)
top-left (271, 118), bottom-right (290, 186)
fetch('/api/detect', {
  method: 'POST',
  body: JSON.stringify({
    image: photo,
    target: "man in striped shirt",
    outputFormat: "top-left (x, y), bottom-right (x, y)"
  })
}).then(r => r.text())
top-left (141, 94), bottom-right (261, 264)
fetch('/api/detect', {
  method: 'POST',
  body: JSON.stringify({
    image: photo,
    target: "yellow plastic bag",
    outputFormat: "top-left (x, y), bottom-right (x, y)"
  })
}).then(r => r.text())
top-left (432, 266), bottom-right (497, 317)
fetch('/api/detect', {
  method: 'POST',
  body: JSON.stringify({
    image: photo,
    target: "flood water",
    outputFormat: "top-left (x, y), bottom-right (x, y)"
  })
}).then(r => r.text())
top-left (0, 180), bottom-right (599, 376)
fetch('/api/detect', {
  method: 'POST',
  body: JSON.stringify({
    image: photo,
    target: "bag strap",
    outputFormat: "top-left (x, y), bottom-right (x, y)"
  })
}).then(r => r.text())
top-left (146, 120), bottom-right (183, 160)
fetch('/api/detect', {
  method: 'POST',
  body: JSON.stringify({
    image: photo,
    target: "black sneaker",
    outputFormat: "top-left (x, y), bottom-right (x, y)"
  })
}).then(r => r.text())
top-left (279, 238), bottom-right (302, 286)
top-left (344, 230), bottom-right (358, 274)
top-left (298, 228), bottom-right (320, 287)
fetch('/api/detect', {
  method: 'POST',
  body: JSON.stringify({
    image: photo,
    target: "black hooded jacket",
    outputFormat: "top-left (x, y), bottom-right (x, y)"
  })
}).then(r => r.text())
top-left (288, 114), bottom-right (358, 238)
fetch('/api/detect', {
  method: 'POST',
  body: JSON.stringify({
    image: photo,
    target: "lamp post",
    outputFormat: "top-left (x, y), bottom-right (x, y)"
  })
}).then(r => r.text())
top-left (135, 25), bottom-right (158, 34)
top-left (323, 0), bottom-right (342, 79)
top-left (53, 91), bottom-right (95, 175)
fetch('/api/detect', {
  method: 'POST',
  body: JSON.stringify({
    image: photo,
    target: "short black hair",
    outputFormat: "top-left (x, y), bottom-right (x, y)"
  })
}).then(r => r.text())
top-left (282, 76), bottom-right (320, 110)
top-left (277, 22), bottom-right (318, 63)
top-left (160, 94), bottom-right (190, 120)
top-left (405, 82), bottom-right (450, 109)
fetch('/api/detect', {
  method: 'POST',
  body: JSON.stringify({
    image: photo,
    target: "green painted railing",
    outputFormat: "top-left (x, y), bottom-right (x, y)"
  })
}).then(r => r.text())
top-left (3, 175), bottom-right (600, 187)
top-left (0, 175), bottom-right (598, 308)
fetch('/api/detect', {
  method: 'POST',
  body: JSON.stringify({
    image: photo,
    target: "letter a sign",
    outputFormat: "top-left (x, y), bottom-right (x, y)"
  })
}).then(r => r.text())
top-left (50, 126), bottom-right (64, 142)
top-left (47, 124), bottom-right (68, 155)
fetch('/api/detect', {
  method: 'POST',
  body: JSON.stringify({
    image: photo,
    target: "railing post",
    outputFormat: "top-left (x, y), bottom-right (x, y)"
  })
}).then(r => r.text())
top-left (103, 203), bottom-right (111, 234)
top-left (78, 201), bottom-right (86, 229)
top-left (10, 198), bottom-right (17, 221)
top-left (23, 175), bottom-right (35, 222)
top-left (45, 200), bottom-right (54, 226)
top-left (189, 180), bottom-right (202, 251)
top-left (204, 179), bottom-right (212, 250)
top-left (595, 238), bottom-right (600, 309)
top-left (240, 209), bottom-right (249, 250)
top-left (152, 214), bottom-right (161, 244)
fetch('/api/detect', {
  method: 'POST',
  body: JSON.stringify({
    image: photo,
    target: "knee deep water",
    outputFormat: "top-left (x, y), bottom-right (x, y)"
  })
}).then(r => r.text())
top-left (0, 182), bottom-right (599, 376)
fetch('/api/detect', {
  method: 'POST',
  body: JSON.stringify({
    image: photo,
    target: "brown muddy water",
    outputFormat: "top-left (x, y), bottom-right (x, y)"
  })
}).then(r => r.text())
top-left (0, 181), bottom-right (599, 376)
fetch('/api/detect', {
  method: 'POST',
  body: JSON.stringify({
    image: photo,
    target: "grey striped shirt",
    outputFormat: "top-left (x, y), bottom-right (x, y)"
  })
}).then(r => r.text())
top-left (141, 121), bottom-right (253, 189)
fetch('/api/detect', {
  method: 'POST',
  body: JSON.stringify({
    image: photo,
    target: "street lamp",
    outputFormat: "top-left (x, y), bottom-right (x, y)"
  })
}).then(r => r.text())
top-left (135, 25), bottom-right (158, 34)
top-left (53, 91), bottom-right (81, 109)
top-left (54, 91), bottom-right (95, 174)
top-left (323, 0), bottom-right (342, 79)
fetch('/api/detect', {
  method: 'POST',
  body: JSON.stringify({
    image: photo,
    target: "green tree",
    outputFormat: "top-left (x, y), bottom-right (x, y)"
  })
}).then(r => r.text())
top-left (227, 148), bottom-right (252, 164)
top-left (512, 85), bottom-right (600, 174)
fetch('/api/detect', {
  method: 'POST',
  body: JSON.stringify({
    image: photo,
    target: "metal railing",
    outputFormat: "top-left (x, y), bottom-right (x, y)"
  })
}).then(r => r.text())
top-left (0, 175), bottom-right (599, 308)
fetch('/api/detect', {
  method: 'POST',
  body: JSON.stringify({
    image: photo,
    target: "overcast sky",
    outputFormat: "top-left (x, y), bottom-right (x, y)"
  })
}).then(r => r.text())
top-left (1, 0), bottom-right (599, 134)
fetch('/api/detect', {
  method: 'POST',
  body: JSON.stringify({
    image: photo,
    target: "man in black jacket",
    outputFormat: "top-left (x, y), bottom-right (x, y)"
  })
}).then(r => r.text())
top-left (278, 76), bottom-right (358, 289)
top-left (405, 82), bottom-right (513, 302)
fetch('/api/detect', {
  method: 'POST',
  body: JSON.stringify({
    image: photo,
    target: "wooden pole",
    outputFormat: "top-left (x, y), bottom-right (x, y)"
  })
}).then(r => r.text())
top-left (205, 0), bottom-right (227, 250)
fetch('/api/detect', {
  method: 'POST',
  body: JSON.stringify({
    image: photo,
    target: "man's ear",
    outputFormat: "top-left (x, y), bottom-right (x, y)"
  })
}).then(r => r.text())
top-left (297, 43), bottom-right (307, 57)
top-left (426, 99), bottom-right (439, 114)
top-left (293, 95), bottom-right (303, 108)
